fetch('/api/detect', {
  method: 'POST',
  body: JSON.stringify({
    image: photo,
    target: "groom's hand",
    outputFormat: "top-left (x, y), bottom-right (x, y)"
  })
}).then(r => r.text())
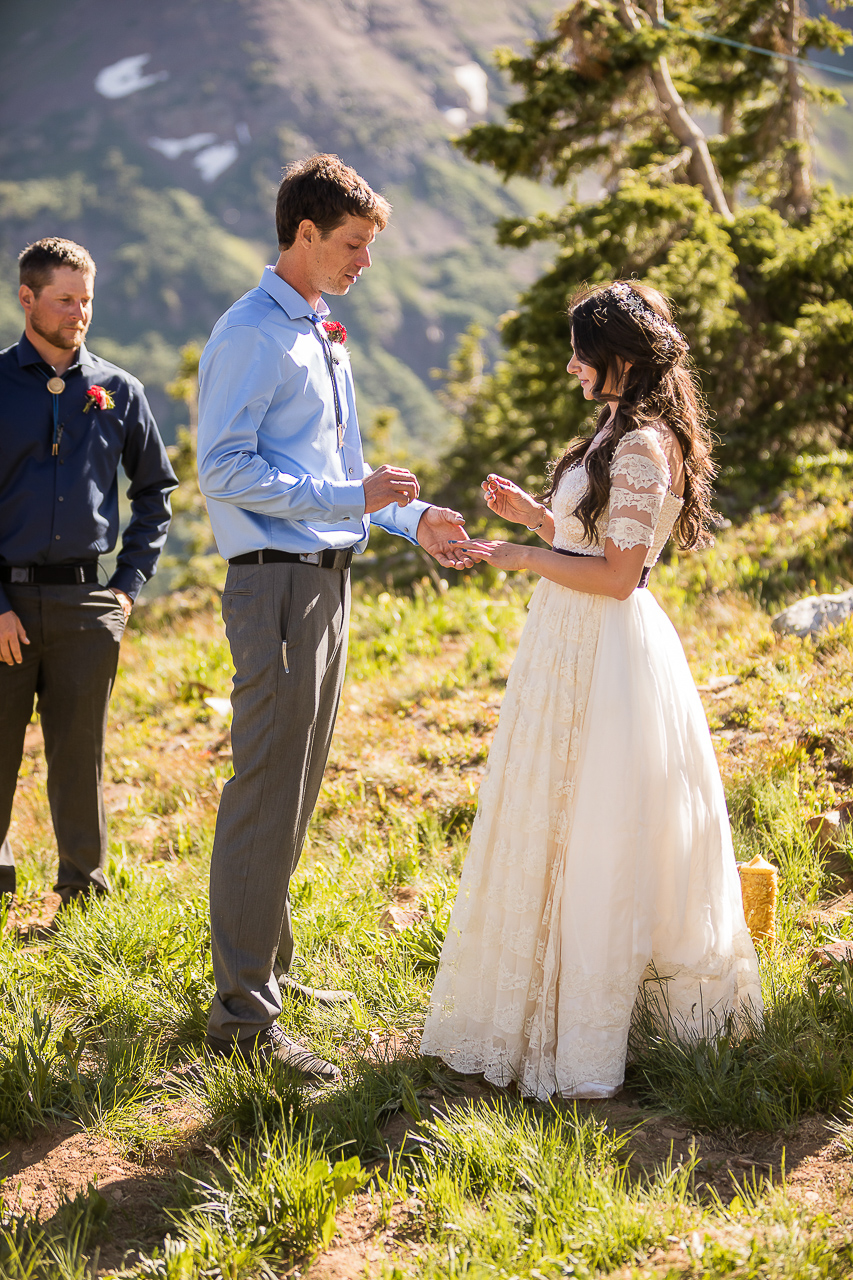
top-left (417, 505), bottom-right (474, 569)
top-left (363, 465), bottom-right (420, 514)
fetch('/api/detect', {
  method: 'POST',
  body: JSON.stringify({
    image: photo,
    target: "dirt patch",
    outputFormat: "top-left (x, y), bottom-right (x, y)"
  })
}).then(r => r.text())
top-left (4, 889), bottom-right (64, 940)
top-left (2, 1089), bottom-right (852, 1277)
top-left (587, 1095), bottom-right (853, 1216)
top-left (0, 1122), bottom-right (180, 1270)
top-left (822, 847), bottom-right (853, 896)
top-left (301, 1195), bottom-right (424, 1280)
top-left (798, 890), bottom-right (853, 930)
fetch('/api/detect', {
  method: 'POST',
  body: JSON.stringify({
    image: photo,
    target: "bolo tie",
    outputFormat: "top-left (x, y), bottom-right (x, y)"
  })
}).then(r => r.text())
top-left (43, 371), bottom-right (66, 455)
top-left (309, 317), bottom-right (345, 450)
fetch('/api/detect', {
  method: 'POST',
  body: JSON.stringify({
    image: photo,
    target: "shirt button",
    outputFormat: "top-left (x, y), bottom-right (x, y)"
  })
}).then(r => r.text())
top-left (55, 534), bottom-right (60, 540)
top-left (58, 496), bottom-right (64, 502)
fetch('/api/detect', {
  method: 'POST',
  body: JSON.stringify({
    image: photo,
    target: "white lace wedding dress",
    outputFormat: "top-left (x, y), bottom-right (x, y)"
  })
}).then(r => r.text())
top-left (421, 426), bottom-right (763, 1099)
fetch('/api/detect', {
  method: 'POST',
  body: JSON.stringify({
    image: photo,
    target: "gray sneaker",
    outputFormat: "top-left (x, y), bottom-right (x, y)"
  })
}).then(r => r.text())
top-left (205, 1024), bottom-right (341, 1086)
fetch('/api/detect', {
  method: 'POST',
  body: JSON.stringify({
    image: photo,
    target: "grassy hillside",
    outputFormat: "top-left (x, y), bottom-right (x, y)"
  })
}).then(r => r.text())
top-left (2, 456), bottom-right (853, 1276)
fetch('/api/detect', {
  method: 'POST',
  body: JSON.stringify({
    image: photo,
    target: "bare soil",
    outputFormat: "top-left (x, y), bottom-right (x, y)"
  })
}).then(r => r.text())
top-left (1, 1080), bottom-right (851, 1277)
top-left (0, 1122), bottom-right (182, 1271)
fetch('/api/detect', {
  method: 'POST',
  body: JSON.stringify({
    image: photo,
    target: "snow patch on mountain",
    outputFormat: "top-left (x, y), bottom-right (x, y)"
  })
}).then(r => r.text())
top-left (95, 54), bottom-right (168, 99)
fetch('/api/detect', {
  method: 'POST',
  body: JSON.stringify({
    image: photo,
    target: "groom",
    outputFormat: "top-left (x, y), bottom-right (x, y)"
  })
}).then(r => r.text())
top-left (198, 154), bottom-right (468, 1081)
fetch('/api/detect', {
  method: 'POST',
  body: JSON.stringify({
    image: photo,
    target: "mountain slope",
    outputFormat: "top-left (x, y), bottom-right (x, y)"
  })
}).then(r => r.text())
top-left (0, 0), bottom-right (556, 446)
top-left (1, 0), bottom-right (850, 449)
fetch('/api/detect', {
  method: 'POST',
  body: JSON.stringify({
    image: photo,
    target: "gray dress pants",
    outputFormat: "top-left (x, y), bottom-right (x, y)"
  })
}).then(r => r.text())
top-left (207, 561), bottom-right (350, 1042)
top-left (0, 584), bottom-right (125, 900)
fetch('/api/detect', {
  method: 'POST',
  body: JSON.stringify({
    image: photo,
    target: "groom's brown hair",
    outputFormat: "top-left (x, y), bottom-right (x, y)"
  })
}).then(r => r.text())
top-left (276, 154), bottom-right (391, 249)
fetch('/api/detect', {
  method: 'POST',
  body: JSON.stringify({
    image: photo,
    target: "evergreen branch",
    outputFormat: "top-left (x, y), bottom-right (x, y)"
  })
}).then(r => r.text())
top-left (667, 13), bottom-right (853, 77)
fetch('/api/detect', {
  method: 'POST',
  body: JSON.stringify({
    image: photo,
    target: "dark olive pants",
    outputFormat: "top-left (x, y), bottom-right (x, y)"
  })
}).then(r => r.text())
top-left (207, 561), bottom-right (350, 1042)
top-left (0, 584), bottom-right (125, 901)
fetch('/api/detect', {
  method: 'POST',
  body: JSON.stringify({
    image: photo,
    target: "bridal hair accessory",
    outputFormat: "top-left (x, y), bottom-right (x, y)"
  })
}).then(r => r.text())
top-left (606, 283), bottom-right (684, 354)
top-left (83, 385), bottom-right (116, 413)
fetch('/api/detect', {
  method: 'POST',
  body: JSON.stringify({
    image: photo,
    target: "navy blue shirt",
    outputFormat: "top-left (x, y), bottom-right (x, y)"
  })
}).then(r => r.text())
top-left (0, 333), bottom-right (177, 614)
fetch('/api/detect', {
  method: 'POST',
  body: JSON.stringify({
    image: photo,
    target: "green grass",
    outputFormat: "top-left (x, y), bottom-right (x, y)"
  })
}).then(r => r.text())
top-left (4, 456), bottom-right (853, 1276)
top-left (138, 1124), bottom-right (369, 1276)
top-left (628, 968), bottom-right (853, 1133)
top-left (0, 1182), bottom-right (112, 1280)
top-left (406, 1100), bottom-right (697, 1278)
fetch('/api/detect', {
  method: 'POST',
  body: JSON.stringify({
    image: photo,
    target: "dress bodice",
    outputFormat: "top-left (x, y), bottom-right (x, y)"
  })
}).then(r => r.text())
top-left (551, 426), bottom-right (684, 569)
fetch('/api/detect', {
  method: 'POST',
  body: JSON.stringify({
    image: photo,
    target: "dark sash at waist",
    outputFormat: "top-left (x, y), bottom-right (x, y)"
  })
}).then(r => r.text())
top-left (552, 546), bottom-right (650, 590)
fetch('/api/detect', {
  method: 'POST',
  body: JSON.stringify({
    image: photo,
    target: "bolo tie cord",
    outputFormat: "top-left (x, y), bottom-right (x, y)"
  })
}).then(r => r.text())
top-left (51, 392), bottom-right (62, 455)
top-left (39, 368), bottom-right (64, 455)
top-left (310, 318), bottom-right (345, 450)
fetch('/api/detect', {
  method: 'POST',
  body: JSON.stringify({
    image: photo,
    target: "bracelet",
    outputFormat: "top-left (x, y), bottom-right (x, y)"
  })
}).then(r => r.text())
top-left (526, 505), bottom-right (547, 532)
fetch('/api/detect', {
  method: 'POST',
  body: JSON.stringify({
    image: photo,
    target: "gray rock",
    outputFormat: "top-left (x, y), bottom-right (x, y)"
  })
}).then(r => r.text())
top-left (771, 588), bottom-right (853, 638)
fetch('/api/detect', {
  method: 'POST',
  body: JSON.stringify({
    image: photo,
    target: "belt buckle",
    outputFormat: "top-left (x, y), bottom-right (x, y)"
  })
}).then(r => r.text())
top-left (298, 552), bottom-right (322, 565)
top-left (10, 568), bottom-right (29, 584)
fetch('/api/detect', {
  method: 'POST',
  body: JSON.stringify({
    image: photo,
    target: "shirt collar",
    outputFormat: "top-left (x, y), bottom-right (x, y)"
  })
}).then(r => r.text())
top-left (77, 343), bottom-right (98, 372)
top-left (16, 332), bottom-right (98, 374)
top-left (258, 266), bottom-right (330, 322)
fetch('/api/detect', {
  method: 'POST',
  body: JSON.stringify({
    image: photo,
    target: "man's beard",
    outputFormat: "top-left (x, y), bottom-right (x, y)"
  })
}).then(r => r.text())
top-left (30, 312), bottom-right (88, 350)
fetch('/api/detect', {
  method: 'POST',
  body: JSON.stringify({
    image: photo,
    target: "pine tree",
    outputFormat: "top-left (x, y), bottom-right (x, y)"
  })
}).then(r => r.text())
top-left (442, 0), bottom-right (853, 511)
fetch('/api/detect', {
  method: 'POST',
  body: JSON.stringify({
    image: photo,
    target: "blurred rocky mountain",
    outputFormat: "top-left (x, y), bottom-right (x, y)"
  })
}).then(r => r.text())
top-left (2, 0), bottom-right (850, 451)
top-left (0, 0), bottom-right (557, 448)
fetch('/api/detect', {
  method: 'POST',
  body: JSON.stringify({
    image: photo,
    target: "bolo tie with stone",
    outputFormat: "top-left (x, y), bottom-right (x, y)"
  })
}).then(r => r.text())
top-left (44, 372), bottom-right (66, 455)
top-left (309, 317), bottom-right (345, 450)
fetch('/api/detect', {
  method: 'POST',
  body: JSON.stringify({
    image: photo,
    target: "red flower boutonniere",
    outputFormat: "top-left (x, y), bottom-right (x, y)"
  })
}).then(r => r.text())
top-left (83, 385), bottom-right (116, 413)
top-left (322, 321), bottom-right (347, 344)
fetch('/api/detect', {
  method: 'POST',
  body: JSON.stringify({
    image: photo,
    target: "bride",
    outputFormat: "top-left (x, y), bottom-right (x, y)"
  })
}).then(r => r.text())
top-left (421, 281), bottom-right (762, 1100)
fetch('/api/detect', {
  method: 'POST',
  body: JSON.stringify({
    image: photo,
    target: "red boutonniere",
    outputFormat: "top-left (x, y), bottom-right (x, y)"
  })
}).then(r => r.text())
top-left (322, 321), bottom-right (347, 344)
top-left (83, 385), bottom-right (116, 413)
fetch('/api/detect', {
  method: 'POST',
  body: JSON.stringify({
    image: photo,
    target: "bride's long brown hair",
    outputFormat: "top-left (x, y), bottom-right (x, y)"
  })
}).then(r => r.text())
top-left (543, 282), bottom-right (715, 550)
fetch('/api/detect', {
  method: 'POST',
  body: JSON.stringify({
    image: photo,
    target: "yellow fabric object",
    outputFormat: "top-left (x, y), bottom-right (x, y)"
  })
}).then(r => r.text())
top-left (738, 855), bottom-right (778, 944)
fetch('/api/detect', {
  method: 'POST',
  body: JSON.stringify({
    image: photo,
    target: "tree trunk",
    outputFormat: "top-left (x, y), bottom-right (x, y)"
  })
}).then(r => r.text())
top-left (720, 101), bottom-right (736, 211)
top-left (618, 0), bottom-right (733, 221)
top-left (783, 0), bottom-right (813, 217)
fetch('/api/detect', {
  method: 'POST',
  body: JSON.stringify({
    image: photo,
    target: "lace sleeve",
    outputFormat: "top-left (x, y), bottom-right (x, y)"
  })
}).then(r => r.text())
top-left (607, 430), bottom-right (670, 551)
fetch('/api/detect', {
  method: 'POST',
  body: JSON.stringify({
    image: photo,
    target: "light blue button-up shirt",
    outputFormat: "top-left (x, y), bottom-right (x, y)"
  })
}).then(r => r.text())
top-left (197, 267), bottom-right (427, 560)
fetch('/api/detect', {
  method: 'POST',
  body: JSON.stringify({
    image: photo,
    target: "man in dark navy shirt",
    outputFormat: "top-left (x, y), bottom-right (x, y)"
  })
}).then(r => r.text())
top-left (0, 237), bottom-right (177, 905)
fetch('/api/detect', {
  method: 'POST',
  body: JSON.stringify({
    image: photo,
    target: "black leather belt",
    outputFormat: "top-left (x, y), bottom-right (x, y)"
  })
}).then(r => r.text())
top-left (229, 548), bottom-right (353, 570)
top-left (0, 563), bottom-right (99, 585)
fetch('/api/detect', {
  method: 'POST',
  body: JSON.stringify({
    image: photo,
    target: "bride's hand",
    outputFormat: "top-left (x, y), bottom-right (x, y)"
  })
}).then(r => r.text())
top-left (451, 539), bottom-right (529, 572)
top-left (482, 474), bottom-right (544, 527)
